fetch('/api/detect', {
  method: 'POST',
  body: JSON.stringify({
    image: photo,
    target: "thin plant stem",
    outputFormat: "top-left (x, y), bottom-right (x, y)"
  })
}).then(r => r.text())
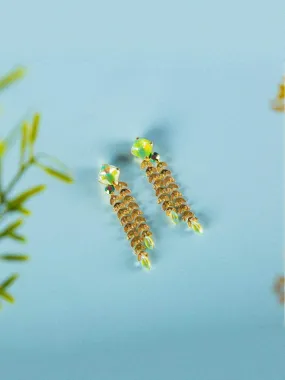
top-left (0, 157), bottom-right (3, 196)
top-left (4, 159), bottom-right (34, 197)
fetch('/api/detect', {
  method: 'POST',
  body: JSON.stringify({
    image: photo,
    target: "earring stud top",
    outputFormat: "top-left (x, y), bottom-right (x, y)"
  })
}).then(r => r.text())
top-left (98, 164), bottom-right (120, 185)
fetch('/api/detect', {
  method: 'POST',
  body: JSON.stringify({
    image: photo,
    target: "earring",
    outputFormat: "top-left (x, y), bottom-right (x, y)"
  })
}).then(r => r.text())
top-left (98, 164), bottom-right (154, 270)
top-left (131, 138), bottom-right (203, 233)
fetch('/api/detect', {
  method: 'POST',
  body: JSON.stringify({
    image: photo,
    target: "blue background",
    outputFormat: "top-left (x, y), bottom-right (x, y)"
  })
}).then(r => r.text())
top-left (0, 0), bottom-right (285, 379)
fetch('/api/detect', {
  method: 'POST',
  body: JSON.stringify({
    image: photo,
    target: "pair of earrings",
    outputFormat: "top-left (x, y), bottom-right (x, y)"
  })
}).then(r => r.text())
top-left (98, 137), bottom-right (203, 270)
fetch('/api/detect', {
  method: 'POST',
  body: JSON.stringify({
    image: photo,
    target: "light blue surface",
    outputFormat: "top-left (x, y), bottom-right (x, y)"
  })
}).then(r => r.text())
top-left (0, 0), bottom-right (285, 379)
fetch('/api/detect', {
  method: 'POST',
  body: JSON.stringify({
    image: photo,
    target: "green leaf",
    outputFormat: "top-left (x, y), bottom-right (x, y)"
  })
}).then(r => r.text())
top-left (0, 274), bottom-right (19, 289)
top-left (20, 121), bottom-right (29, 163)
top-left (7, 205), bottom-right (31, 216)
top-left (0, 289), bottom-right (15, 303)
top-left (8, 185), bottom-right (46, 209)
top-left (0, 67), bottom-right (26, 91)
top-left (41, 166), bottom-right (73, 183)
top-left (35, 153), bottom-right (74, 184)
top-left (17, 206), bottom-right (32, 216)
top-left (8, 205), bottom-right (32, 216)
top-left (8, 232), bottom-right (26, 243)
top-left (0, 254), bottom-right (29, 261)
top-left (0, 219), bottom-right (23, 237)
top-left (0, 140), bottom-right (6, 157)
top-left (30, 113), bottom-right (40, 144)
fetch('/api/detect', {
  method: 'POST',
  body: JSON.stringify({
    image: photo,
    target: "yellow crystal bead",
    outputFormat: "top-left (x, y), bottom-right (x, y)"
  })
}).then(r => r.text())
top-left (141, 255), bottom-right (151, 270)
top-left (191, 221), bottom-right (203, 234)
top-left (167, 209), bottom-right (179, 224)
top-left (143, 236), bottom-right (154, 250)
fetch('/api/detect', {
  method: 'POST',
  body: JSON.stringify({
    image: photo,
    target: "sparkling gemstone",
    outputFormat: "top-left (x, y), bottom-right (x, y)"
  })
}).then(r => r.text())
top-left (98, 164), bottom-right (120, 185)
top-left (105, 185), bottom-right (115, 194)
top-left (144, 236), bottom-right (154, 250)
top-left (150, 152), bottom-right (160, 162)
top-left (131, 138), bottom-right (153, 159)
top-left (141, 255), bottom-right (151, 270)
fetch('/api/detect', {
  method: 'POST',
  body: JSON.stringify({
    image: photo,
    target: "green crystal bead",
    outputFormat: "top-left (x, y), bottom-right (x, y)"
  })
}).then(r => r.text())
top-left (98, 164), bottom-right (120, 185)
top-left (149, 152), bottom-right (160, 162)
top-left (144, 235), bottom-right (154, 250)
top-left (168, 210), bottom-right (179, 224)
top-left (105, 185), bottom-right (115, 194)
top-left (141, 255), bottom-right (151, 270)
top-left (191, 221), bottom-right (203, 234)
top-left (131, 138), bottom-right (153, 159)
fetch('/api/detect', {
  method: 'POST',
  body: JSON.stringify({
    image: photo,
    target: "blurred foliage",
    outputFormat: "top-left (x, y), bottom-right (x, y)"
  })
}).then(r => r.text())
top-left (0, 67), bottom-right (26, 92)
top-left (271, 77), bottom-right (285, 112)
top-left (0, 67), bottom-right (74, 309)
top-left (273, 276), bottom-right (285, 304)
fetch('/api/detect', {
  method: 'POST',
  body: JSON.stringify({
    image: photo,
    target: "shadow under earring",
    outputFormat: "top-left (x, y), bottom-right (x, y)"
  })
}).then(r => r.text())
top-left (131, 138), bottom-right (203, 234)
top-left (98, 164), bottom-right (154, 270)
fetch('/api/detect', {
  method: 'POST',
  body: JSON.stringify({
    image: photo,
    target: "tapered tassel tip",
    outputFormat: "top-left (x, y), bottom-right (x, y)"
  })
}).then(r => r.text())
top-left (191, 221), bottom-right (203, 234)
top-left (141, 255), bottom-right (152, 270)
